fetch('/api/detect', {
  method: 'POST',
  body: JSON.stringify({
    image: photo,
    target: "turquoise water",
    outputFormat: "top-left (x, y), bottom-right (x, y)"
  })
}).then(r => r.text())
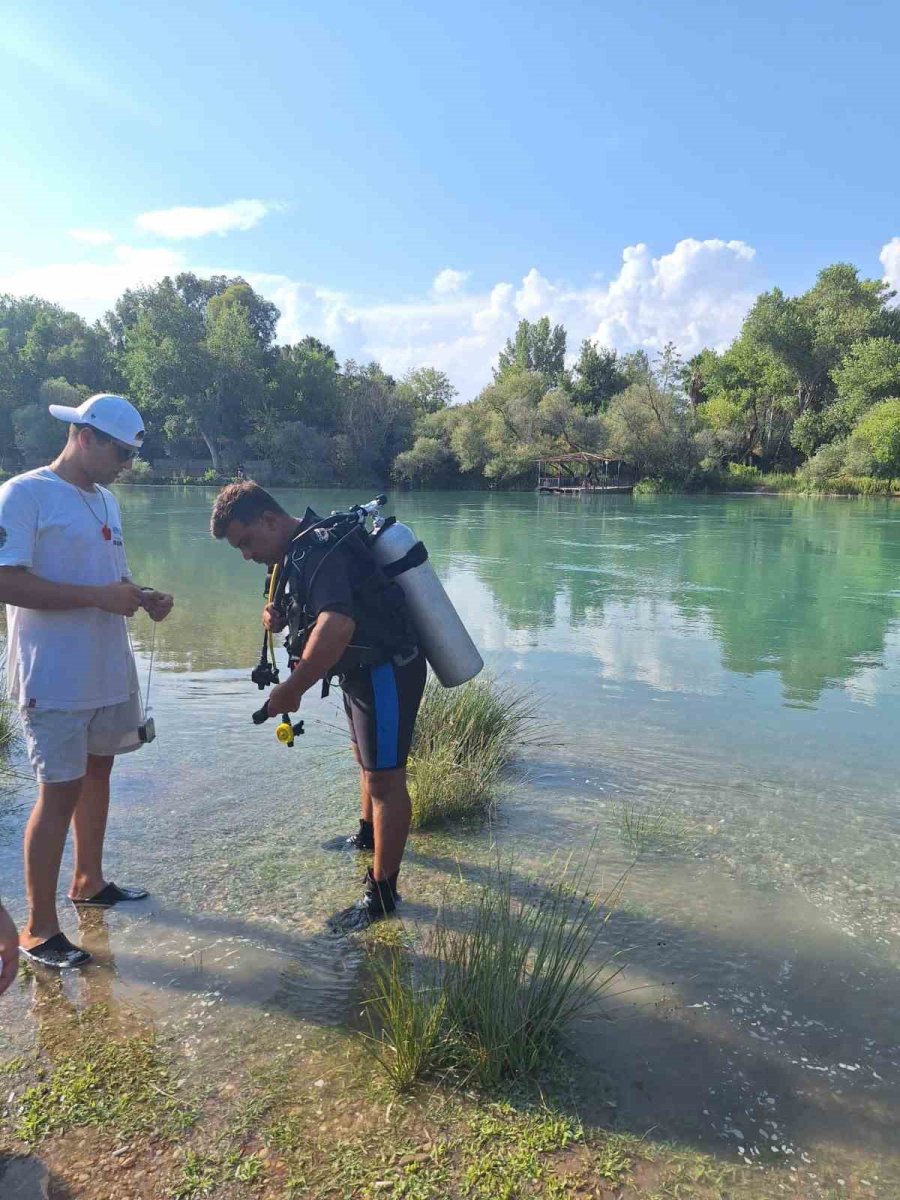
top-left (2, 488), bottom-right (899, 1185)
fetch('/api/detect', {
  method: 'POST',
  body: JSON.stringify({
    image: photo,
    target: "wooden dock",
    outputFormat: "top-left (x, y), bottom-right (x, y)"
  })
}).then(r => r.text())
top-left (535, 453), bottom-right (635, 495)
top-left (537, 483), bottom-right (633, 495)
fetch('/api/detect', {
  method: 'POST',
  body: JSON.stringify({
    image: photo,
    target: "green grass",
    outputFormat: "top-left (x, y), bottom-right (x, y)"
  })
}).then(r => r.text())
top-left (14, 1008), bottom-right (195, 1144)
top-left (407, 675), bottom-right (538, 828)
top-left (365, 856), bottom-right (625, 1091)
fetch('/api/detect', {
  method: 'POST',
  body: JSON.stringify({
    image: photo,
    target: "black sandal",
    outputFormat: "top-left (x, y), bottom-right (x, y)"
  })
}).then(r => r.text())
top-left (70, 882), bottom-right (149, 907)
top-left (20, 933), bottom-right (92, 969)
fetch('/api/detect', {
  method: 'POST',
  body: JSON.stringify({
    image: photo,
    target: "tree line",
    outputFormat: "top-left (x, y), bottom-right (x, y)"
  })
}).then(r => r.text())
top-left (3, 262), bottom-right (900, 489)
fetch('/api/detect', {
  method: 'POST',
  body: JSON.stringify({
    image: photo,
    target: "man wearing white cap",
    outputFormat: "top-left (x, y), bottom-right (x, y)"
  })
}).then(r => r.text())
top-left (0, 394), bottom-right (174, 969)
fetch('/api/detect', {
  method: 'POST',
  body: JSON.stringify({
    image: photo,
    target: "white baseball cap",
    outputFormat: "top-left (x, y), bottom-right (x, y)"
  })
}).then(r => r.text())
top-left (48, 393), bottom-right (145, 449)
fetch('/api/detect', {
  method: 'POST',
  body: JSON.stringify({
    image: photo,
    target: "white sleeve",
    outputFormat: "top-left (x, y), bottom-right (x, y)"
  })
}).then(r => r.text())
top-left (0, 480), bottom-right (39, 569)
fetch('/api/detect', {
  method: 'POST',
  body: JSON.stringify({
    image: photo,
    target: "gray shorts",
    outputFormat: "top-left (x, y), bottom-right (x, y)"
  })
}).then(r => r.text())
top-left (20, 693), bottom-right (145, 784)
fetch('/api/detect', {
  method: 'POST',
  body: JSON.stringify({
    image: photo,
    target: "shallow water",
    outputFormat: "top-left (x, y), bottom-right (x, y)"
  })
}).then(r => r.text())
top-left (2, 487), bottom-right (900, 1187)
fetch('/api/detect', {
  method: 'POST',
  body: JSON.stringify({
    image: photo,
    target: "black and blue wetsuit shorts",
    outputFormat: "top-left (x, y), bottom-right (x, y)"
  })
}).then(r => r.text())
top-left (340, 648), bottom-right (427, 772)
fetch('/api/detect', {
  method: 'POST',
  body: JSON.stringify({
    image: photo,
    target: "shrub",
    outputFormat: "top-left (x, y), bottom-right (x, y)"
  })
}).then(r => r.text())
top-left (117, 458), bottom-right (154, 484)
top-left (799, 439), bottom-right (849, 488)
top-left (758, 471), bottom-right (803, 492)
top-left (850, 398), bottom-right (900, 477)
top-left (724, 462), bottom-right (761, 488)
top-left (393, 437), bottom-right (460, 487)
top-left (827, 475), bottom-right (894, 496)
top-left (407, 676), bottom-right (537, 828)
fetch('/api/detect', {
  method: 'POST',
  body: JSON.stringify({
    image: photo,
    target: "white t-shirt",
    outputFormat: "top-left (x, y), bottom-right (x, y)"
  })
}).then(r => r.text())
top-left (0, 467), bottom-right (138, 710)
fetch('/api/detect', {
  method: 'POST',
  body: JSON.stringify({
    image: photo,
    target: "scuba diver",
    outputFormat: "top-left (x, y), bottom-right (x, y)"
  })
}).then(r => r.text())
top-left (210, 481), bottom-right (427, 933)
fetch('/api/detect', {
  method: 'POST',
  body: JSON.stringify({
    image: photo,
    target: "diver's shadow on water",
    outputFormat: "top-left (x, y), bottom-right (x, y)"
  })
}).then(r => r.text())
top-left (375, 850), bottom-right (900, 1164)
top-left (54, 866), bottom-right (900, 1170)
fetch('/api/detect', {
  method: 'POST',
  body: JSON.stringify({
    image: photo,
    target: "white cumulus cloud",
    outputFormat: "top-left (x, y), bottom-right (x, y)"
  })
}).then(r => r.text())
top-left (136, 199), bottom-right (277, 240)
top-left (586, 239), bottom-right (757, 354)
top-left (432, 268), bottom-right (470, 296)
top-left (0, 235), bottom-right (764, 398)
top-left (265, 238), bottom-right (760, 397)
top-left (68, 228), bottom-right (115, 246)
top-left (0, 246), bottom-right (186, 313)
top-left (880, 238), bottom-right (900, 296)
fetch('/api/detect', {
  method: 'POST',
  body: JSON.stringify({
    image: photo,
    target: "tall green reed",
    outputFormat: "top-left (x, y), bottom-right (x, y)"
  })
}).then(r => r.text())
top-left (407, 675), bottom-right (538, 828)
top-left (365, 854), bottom-right (626, 1092)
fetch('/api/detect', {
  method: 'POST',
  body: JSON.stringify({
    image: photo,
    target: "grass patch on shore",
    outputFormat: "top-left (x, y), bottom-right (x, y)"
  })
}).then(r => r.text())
top-left (13, 1006), bottom-right (195, 1145)
top-left (365, 856), bottom-right (625, 1092)
top-left (3, 1004), bottom-right (883, 1198)
top-left (407, 675), bottom-right (538, 828)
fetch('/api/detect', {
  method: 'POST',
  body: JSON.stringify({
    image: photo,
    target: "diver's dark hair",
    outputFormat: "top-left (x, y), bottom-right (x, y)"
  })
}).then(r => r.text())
top-left (210, 481), bottom-right (287, 539)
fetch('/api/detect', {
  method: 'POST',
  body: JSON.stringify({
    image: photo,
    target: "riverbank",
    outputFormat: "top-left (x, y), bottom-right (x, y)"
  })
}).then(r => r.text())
top-left (5, 995), bottom-right (878, 1200)
top-left (3, 462), bottom-right (900, 498)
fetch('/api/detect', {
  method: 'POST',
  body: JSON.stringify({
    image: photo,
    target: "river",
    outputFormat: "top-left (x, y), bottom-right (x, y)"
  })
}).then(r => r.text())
top-left (2, 487), bottom-right (899, 1190)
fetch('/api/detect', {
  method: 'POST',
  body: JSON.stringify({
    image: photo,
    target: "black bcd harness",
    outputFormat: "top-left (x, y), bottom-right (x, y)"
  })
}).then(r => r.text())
top-left (274, 509), bottom-right (418, 693)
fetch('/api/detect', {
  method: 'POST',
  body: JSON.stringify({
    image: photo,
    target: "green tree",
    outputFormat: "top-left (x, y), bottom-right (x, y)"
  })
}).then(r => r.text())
top-left (741, 265), bottom-right (897, 457)
top-left (605, 354), bottom-right (699, 481)
top-left (118, 275), bottom-right (279, 468)
top-left (393, 436), bottom-right (460, 487)
top-left (12, 379), bottom-right (83, 463)
top-left (495, 317), bottom-right (567, 385)
top-left (692, 338), bottom-right (797, 467)
top-left (334, 361), bottom-right (414, 483)
top-left (396, 366), bottom-right (456, 417)
top-left (569, 340), bottom-right (627, 412)
top-left (830, 338), bottom-right (900, 431)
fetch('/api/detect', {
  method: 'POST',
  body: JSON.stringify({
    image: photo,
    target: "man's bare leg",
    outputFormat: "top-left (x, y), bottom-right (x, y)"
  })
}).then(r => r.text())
top-left (69, 754), bottom-right (114, 901)
top-left (359, 770), bottom-right (373, 825)
top-left (366, 767), bottom-right (411, 883)
top-left (21, 778), bottom-right (82, 949)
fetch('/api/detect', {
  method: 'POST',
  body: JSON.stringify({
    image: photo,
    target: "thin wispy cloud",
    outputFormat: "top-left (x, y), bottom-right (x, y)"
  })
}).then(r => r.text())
top-left (0, 17), bottom-right (151, 120)
top-left (68, 229), bottom-right (115, 246)
top-left (136, 200), bottom-right (280, 240)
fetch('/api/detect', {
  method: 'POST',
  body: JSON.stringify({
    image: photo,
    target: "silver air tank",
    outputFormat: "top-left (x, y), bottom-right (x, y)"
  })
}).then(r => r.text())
top-left (370, 518), bottom-right (483, 687)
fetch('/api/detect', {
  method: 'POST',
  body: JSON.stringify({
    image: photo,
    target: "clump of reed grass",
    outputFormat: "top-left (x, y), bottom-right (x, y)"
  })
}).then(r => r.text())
top-left (364, 954), bottom-right (450, 1093)
top-left (407, 675), bottom-right (538, 828)
top-left (617, 799), bottom-right (698, 856)
top-left (365, 856), bottom-right (625, 1092)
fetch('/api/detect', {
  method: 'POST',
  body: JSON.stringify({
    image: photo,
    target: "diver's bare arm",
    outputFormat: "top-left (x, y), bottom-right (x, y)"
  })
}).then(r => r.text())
top-left (266, 611), bottom-right (355, 714)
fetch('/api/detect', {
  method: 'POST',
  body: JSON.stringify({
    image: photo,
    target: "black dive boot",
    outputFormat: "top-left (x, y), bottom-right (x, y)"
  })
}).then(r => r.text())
top-left (322, 819), bottom-right (375, 852)
top-left (329, 868), bottom-right (400, 934)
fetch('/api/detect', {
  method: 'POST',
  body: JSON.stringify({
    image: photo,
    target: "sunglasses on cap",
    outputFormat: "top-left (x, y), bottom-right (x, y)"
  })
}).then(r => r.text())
top-left (90, 428), bottom-right (140, 461)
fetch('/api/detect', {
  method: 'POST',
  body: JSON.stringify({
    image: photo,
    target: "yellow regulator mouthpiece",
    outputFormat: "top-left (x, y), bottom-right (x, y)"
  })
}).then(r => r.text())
top-left (275, 718), bottom-right (294, 745)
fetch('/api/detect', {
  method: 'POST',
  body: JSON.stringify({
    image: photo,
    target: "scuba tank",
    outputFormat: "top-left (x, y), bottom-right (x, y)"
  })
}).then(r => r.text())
top-left (370, 516), bottom-right (483, 688)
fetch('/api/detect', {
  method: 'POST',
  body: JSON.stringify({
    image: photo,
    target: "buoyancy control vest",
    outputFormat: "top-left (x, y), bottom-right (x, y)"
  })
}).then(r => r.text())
top-left (277, 510), bottom-right (419, 680)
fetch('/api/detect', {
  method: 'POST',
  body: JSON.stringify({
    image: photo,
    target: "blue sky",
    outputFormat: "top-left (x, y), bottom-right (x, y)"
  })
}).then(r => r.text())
top-left (2, 0), bottom-right (899, 398)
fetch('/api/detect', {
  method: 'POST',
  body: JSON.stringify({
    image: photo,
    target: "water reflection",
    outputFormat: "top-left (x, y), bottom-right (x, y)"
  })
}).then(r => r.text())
top-left (397, 491), bottom-right (900, 705)
top-left (119, 487), bottom-right (900, 707)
